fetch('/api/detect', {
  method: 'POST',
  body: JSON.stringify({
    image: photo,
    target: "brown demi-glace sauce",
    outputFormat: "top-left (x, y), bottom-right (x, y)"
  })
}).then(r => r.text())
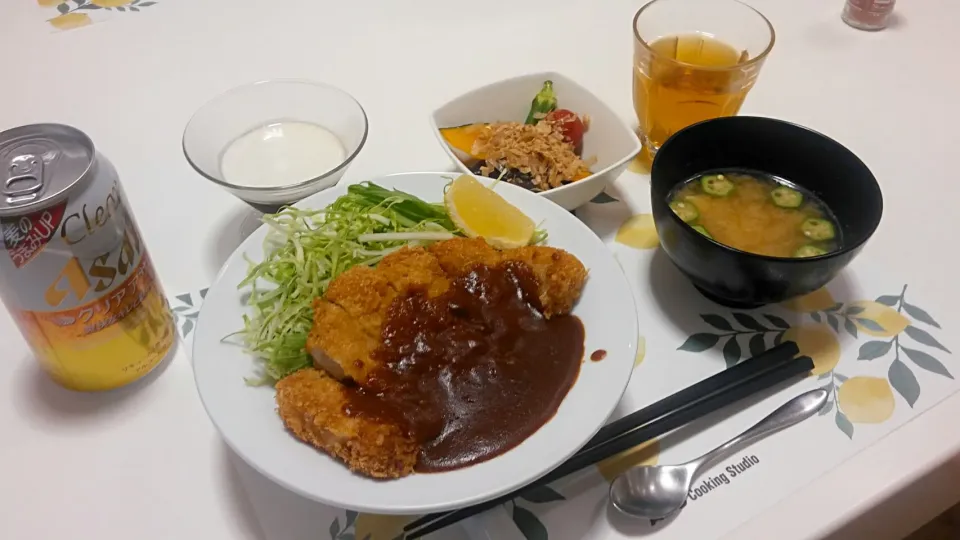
top-left (342, 261), bottom-right (584, 472)
top-left (590, 349), bottom-right (607, 361)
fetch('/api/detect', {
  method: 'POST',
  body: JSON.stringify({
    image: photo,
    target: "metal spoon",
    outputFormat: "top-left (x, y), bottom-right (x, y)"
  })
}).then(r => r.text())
top-left (609, 388), bottom-right (828, 520)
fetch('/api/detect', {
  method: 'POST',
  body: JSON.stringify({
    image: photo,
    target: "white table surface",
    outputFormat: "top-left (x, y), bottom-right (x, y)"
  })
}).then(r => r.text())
top-left (1, 0), bottom-right (957, 539)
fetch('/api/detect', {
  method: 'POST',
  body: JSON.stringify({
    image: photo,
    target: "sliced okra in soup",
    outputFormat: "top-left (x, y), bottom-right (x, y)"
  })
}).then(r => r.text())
top-left (691, 225), bottom-right (713, 239)
top-left (700, 174), bottom-right (735, 197)
top-left (801, 218), bottom-right (836, 241)
top-left (770, 186), bottom-right (804, 208)
top-left (794, 244), bottom-right (827, 258)
top-left (669, 200), bottom-right (699, 223)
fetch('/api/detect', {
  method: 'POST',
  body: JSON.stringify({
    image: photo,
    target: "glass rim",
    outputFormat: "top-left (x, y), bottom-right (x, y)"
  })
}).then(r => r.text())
top-left (632, 0), bottom-right (776, 72)
top-left (181, 78), bottom-right (369, 193)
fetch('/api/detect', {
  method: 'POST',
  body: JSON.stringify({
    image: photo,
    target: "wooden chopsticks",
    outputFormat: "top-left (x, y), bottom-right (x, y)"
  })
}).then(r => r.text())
top-left (403, 341), bottom-right (810, 539)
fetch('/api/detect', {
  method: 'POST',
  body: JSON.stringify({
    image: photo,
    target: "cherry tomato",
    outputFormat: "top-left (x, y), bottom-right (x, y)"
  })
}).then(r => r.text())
top-left (545, 109), bottom-right (585, 155)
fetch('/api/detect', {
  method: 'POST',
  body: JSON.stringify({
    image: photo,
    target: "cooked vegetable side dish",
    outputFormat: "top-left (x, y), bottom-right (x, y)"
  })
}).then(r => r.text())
top-left (667, 171), bottom-right (841, 258)
top-left (440, 80), bottom-right (596, 192)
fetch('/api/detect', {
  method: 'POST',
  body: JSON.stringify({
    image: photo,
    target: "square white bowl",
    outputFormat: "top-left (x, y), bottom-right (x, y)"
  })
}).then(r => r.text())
top-left (430, 72), bottom-right (641, 210)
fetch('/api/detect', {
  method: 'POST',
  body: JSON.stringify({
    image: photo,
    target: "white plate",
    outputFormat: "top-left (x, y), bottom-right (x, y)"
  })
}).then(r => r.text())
top-left (192, 172), bottom-right (639, 514)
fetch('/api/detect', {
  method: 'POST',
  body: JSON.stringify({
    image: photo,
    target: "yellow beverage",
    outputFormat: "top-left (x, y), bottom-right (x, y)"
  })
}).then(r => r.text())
top-left (11, 255), bottom-right (175, 391)
top-left (632, 0), bottom-right (774, 163)
top-left (634, 34), bottom-right (761, 161)
top-left (0, 124), bottom-right (175, 391)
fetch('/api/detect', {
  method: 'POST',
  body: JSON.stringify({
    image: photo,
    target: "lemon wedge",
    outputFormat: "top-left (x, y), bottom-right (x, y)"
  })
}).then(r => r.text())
top-left (444, 175), bottom-right (535, 249)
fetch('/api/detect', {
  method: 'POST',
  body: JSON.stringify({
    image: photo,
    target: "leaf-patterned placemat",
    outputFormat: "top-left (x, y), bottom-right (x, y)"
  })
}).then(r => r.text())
top-left (468, 179), bottom-right (959, 540)
top-left (169, 286), bottom-right (470, 540)
top-left (39, 0), bottom-right (163, 32)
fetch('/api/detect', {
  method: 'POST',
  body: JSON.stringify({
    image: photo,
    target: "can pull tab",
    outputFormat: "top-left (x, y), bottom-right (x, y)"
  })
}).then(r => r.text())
top-left (5, 153), bottom-right (44, 199)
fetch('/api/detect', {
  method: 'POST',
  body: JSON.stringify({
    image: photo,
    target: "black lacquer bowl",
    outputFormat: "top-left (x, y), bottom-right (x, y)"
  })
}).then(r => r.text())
top-left (651, 116), bottom-right (883, 308)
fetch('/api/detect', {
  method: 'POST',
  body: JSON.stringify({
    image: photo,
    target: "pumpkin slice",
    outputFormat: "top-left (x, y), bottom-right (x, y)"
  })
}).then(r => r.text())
top-left (439, 123), bottom-right (489, 159)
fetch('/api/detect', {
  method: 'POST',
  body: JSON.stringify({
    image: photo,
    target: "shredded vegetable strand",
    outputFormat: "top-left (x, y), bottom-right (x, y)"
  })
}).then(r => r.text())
top-left (237, 181), bottom-right (548, 385)
top-left (238, 182), bottom-right (463, 384)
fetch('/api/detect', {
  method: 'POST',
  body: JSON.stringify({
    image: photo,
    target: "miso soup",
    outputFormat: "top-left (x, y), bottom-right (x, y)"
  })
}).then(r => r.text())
top-left (667, 170), bottom-right (841, 258)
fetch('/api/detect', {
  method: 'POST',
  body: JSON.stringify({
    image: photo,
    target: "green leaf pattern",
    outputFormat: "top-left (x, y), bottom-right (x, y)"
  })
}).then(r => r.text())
top-left (519, 485), bottom-right (566, 503)
top-left (889, 359), bottom-right (921, 408)
top-left (858, 340), bottom-right (892, 360)
top-left (589, 191), bottom-right (620, 204)
top-left (320, 510), bottom-right (395, 540)
top-left (677, 333), bottom-right (720, 352)
top-left (170, 289), bottom-right (205, 338)
top-left (189, 277), bottom-right (955, 540)
top-left (901, 346), bottom-right (953, 379)
top-left (512, 505), bottom-right (549, 540)
top-left (875, 295), bottom-right (899, 306)
top-left (764, 314), bottom-right (790, 329)
top-left (677, 284), bottom-right (952, 440)
top-left (835, 411), bottom-right (854, 439)
top-left (701, 314), bottom-right (734, 331)
top-left (732, 313), bottom-right (767, 331)
top-left (903, 302), bottom-right (941, 329)
top-left (45, 0), bottom-right (161, 28)
top-left (722, 336), bottom-right (741, 368)
top-left (676, 312), bottom-right (792, 367)
top-left (748, 333), bottom-right (766, 357)
top-left (904, 325), bottom-right (951, 353)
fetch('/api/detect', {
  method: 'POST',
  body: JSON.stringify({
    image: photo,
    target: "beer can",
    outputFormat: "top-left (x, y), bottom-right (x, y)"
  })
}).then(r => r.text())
top-left (0, 124), bottom-right (175, 391)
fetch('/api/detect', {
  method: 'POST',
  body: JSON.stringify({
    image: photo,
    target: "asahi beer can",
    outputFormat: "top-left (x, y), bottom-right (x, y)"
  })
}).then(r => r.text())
top-left (0, 124), bottom-right (175, 391)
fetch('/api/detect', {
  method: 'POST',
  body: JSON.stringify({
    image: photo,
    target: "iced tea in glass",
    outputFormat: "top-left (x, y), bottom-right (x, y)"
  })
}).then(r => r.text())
top-left (633, 0), bottom-right (775, 163)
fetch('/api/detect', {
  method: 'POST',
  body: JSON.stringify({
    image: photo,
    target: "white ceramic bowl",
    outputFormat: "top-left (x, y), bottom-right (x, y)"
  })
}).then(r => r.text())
top-left (430, 72), bottom-right (641, 211)
top-left (183, 79), bottom-right (368, 212)
top-left (192, 172), bottom-right (639, 514)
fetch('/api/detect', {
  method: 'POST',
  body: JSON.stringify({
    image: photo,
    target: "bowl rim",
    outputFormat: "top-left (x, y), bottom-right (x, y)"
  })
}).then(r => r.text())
top-left (182, 78), bottom-right (369, 193)
top-left (653, 115), bottom-right (884, 263)
top-left (428, 71), bottom-right (642, 197)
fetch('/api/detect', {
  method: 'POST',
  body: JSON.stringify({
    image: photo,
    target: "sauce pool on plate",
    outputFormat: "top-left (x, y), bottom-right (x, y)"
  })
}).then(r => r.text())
top-left (219, 121), bottom-right (346, 187)
top-left (343, 261), bottom-right (585, 473)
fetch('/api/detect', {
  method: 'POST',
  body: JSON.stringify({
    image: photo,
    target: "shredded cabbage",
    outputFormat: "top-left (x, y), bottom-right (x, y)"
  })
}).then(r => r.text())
top-left (237, 182), bottom-right (460, 384)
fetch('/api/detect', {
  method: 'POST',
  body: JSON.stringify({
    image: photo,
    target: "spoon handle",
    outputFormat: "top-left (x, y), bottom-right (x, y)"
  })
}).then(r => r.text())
top-left (689, 388), bottom-right (828, 474)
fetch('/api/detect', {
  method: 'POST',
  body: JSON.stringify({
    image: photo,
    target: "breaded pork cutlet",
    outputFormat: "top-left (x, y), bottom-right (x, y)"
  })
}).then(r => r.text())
top-left (428, 237), bottom-right (502, 275)
top-left (310, 248), bottom-right (450, 385)
top-left (500, 246), bottom-right (588, 317)
top-left (376, 246), bottom-right (450, 298)
top-left (427, 238), bottom-right (587, 316)
top-left (275, 368), bottom-right (418, 479)
top-left (324, 265), bottom-right (398, 338)
top-left (309, 240), bottom-right (587, 384)
top-left (307, 300), bottom-right (379, 382)
top-left (287, 238), bottom-right (589, 479)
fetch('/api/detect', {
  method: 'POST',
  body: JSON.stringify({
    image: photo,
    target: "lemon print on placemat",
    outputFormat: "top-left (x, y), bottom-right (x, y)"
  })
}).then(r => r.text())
top-left (845, 300), bottom-right (910, 337)
top-left (353, 513), bottom-right (414, 540)
top-left (48, 12), bottom-right (90, 29)
top-left (781, 286), bottom-right (836, 313)
top-left (41, 0), bottom-right (161, 32)
top-left (799, 285), bottom-right (953, 439)
top-left (837, 377), bottom-right (895, 423)
top-left (597, 438), bottom-right (660, 482)
top-left (615, 214), bottom-right (660, 249)
top-left (783, 324), bottom-right (840, 376)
